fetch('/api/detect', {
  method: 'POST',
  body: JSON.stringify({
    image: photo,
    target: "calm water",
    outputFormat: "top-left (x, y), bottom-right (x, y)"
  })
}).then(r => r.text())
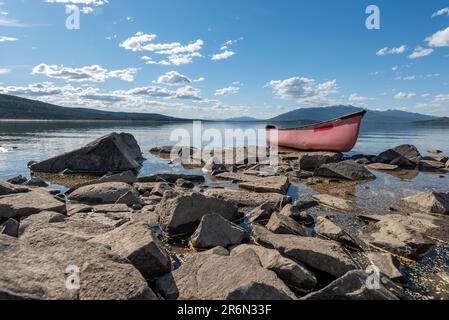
top-left (1, 120), bottom-right (449, 180)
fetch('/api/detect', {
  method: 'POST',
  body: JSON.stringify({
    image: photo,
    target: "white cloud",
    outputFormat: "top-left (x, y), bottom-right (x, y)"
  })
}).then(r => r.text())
top-left (408, 46), bottom-right (433, 59)
top-left (435, 94), bottom-right (449, 103)
top-left (0, 35), bottom-right (17, 42)
top-left (193, 77), bottom-right (205, 83)
top-left (267, 77), bottom-right (338, 106)
top-left (0, 68), bottom-right (10, 74)
top-left (348, 93), bottom-right (372, 102)
top-left (32, 64), bottom-right (138, 82)
top-left (426, 27), bottom-right (449, 47)
top-left (376, 45), bottom-right (406, 56)
top-left (45, 0), bottom-right (108, 6)
top-left (120, 32), bottom-right (157, 52)
top-left (154, 71), bottom-right (191, 85)
top-left (215, 86), bottom-right (240, 96)
top-left (211, 50), bottom-right (235, 61)
top-left (394, 92), bottom-right (416, 99)
top-left (432, 7), bottom-right (449, 17)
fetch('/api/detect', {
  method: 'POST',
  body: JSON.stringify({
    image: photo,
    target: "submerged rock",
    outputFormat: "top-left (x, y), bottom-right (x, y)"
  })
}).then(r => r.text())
top-left (191, 214), bottom-right (245, 249)
top-left (314, 160), bottom-right (376, 181)
top-left (377, 144), bottom-right (422, 168)
top-left (29, 133), bottom-right (144, 174)
top-left (68, 182), bottom-right (142, 206)
top-left (204, 188), bottom-right (291, 207)
top-left (313, 194), bottom-right (354, 212)
top-left (302, 270), bottom-right (403, 300)
top-left (402, 191), bottom-right (449, 215)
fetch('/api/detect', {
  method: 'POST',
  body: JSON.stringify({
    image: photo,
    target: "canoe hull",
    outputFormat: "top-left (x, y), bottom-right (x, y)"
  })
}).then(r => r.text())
top-left (266, 111), bottom-right (366, 153)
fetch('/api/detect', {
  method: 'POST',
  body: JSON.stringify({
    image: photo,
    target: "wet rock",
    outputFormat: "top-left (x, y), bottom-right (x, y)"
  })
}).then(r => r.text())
top-left (418, 160), bottom-right (446, 172)
top-left (98, 171), bottom-right (137, 184)
top-left (299, 152), bottom-right (343, 170)
top-left (157, 191), bottom-right (241, 236)
top-left (150, 182), bottom-right (172, 197)
top-left (366, 163), bottom-right (399, 171)
top-left (446, 159), bottom-right (449, 169)
top-left (0, 230), bottom-right (157, 300)
top-left (402, 191), bottom-right (449, 215)
top-left (315, 216), bottom-right (358, 247)
top-left (176, 178), bottom-right (194, 189)
top-left (90, 222), bottom-right (171, 279)
top-left (252, 225), bottom-right (356, 278)
top-left (423, 155), bottom-right (449, 163)
top-left (377, 144), bottom-right (422, 168)
top-left (24, 177), bottom-right (48, 188)
top-left (266, 213), bottom-right (308, 236)
top-left (359, 216), bottom-right (435, 260)
top-left (0, 190), bottom-right (66, 219)
top-left (368, 252), bottom-right (404, 283)
top-left (6, 175), bottom-right (28, 185)
top-left (313, 194), bottom-right (354, 212)
top-left (164, 249), bottom-right (296, 300)
top-left (204, 188), bottom-right (291, 207)
top-left (240, 176), bottom-right (290, 195)
top-left (68, 182), bottom-right (142, 206)
top-left (202, 157), bottom-right (227, 175)
top-left (191, 214), bottom-right (245, 249)
top-left (302, 271), bottom-right (403, 300)
top-left (138, 173), bottom-right (205, 184)
top-left (314, 160), bottom-right (376, 181)
top-left (29, 133), bottom-right (144, 174)
top-left (247, 202), bottom-right (279, 224)
top-left (231, 244), bottom-right (317, 292)
top-left (1, 219), bottom-right (19, 237)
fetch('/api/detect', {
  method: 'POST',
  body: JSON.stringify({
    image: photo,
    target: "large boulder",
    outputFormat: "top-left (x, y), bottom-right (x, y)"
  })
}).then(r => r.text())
top-left (0, 181), bottom-right (27, 196)
top-left (376, 144), bottom-right (422, 168)
top-left (204, 188), bottom-right (291, 207)
top-left (252, 225), bottom-right (356, 278)
top-left (156, 249), bottom-right (296, 300)
top-left (314, 160), bottom-right (376, 181)
top-left (0, 190), bottom-right (66, 219)
top-left (90, 222), bottom-right (171, 279)
top-left (266, 212), bottom-right (308, 236)
top-left (302, 270), bottom-right (403, 300)
top-left (231, 245), bottom-right (317, 292)
top-left (29, 133), bottom-right (144, 174)
top-left (68, 182), bottom-right (142, 206)
top-left (157, 191), bottom-right (241, 236)
top-left (0, 230), bottom-right (157, 300)
top-left (402, 191), bottom-right (449, 215)
top-left (191, 214), bottom-right (245, 249)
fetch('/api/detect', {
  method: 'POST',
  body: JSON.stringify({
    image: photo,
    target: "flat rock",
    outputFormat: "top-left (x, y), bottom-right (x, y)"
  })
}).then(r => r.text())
top-left (0, 230), bottom-right (156, 300)
top-left (266, 212), bottom-right (308, 236)
top-left (252, 225), bottom-right (356, 278)
top-left (368, 252), bottom-right (404, 283)
top-left (0, 190), bottom-right (66, 219)
top-left (315, 216), bottom-right (358, 247)
top-left (162, 249), bottom-right (296, 300)
top-left (402, 191), bottom-right (449, 215)
top-left (302, 270), bottom-right (403, 300)
top-left (90, 222), bottom-right (171, 279)
top-left (366, 163), bottom-right (399, 171)
top-left (423, 155), bottom-right (449, 163)
top-left (377, 144), bottom-right (422, 168)
top-left (313, 194), bottom-right (354, 212)
top-left (0, 181), bottom-right (26, 196)
top-left (191, 214), bottom-right (245, 249)
top-left (157, 191), bottom-right (241, 236)
top-left (68, 182), bottom-right (142, 206)
top-left (418, 160), bottom-right (446, 172)
top-left (314, 160), bottom-right (376, 181)
top-left (29, 132), bottom-right (144, 174)
top-left (138, 173), bottom-right (205, 184)
top-left (231, 244), bottom-right (317, 292)
top-left (240, 176), bottom-right (290, 195)
top-left (204, 188), bottom-right (291, 207)
top-left (247, 202), bottom-right (279, 224)
top-left (1, 219), bottom-right (19, 238)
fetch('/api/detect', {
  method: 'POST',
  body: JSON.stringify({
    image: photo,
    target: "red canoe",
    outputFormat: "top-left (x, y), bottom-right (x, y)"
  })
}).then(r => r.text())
top-left (266, 111), bottom-right (366, 152)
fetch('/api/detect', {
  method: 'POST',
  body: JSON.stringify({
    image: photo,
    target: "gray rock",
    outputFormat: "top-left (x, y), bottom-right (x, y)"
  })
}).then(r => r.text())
top-left (204, 188), bottom-right (291, 207)
top-left (150, 182), bottom-right (172, 197)
top-left (176, 178), bottom-right (194, 189)
top-left (402, 191), bottom-right (449, 215)
top-left (247, 202), bottom-right (279, 224)
top-left (377, 144), bottom-right (422, 168)
top-left (314, 160), bottom-right (376, 181)
top-left (252, 225), bottom-right (356, 278)
top-left (231, 245), bottom-right (317, 292)
top-left (368, 252), bottom-right (404, 283)
top-left (165, 249), bottom-right (296, 300)
top-left (280, 204), bottom-right (314, 227)
top-left (202, 157), bottom-right (227, 175)
top-left (366, 163), bottom-right (399, 171)
top-left (138, 173), bottom-right (205, 184)
top-left (99, 170), bottom-right (137, 184)
top-left (0, 190), bottom-right (66, 219)
top-left (302, 270), bottom-right (403, 300)
top-left (6, 175), bottom-right (28, 185)
top-left (29, 133), bottom-right (144, 174)
top-left (24, 177), bottom-right (48, 188)
top-left (418, 160), bottom-right (446, 172)
top-left (313, 194), bottom-right (354, 212)
top-left (154, 273), bottom-right (179, 300)
top-left (0, 181), bottom-right (23, 196)
top-left (191, 214), bottom-right (245, 249)
top-left (423, 155), bottom-right (449, 163)
top-left (315, 216), bottom-right (358, 247)
top-left (0, 230), bottom-right (157, 300)
top-left (204, 246), bottom-right (230, 256)
top-left (446, 159), bottom-right (449, 169)
top-left (157, 191), bottom-right (241, 236)
top-left (299, 152), bottom-right (343, 170)
top-left (266, 213), bottom-right (308, 236)
top-left (240, 176), bottom-right (290, 195)
top-left (68, 182), bottom-right (142, 206)
top-left (90, 222), bottom-right (171, 279)
top-left (1, 219), bottom-right (19, 237)
top-left (18, 211), bottom-right (67, 237)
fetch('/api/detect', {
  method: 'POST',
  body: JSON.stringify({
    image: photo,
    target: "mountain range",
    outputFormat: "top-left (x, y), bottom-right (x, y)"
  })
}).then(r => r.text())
top-left (0, 94), bottom-right (445, 125)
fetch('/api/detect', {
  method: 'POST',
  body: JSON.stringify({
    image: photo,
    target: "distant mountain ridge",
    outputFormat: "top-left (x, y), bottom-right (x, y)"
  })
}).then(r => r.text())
top-left (0, 94), bottom-right (184, 121)
top-left (269, 105), bottom-right (437, 123)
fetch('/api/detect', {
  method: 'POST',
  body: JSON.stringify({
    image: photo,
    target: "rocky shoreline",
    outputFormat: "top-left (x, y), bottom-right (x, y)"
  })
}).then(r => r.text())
top-left (1, 133), bottom-right (449, 300)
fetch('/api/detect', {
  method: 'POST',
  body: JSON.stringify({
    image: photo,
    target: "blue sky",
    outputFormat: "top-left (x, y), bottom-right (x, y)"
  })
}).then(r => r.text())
top-left (0, 0), bottom-right (449, 119)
